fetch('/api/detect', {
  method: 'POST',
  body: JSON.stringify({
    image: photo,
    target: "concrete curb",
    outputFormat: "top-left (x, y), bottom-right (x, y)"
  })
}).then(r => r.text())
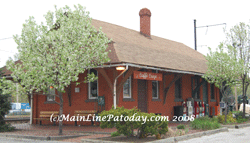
top-left (158, 127), bottom-right (228, 143)
top-left (0, 134), bottom-right (86, 141)
top-left (221, 124), bottom-right (235, 129)
top-left (81, 127), bottom-right (228, 143)
top-left (221, 123), bottom-right (250, 129)
top-left (235, 123), bottom-right (250, 129)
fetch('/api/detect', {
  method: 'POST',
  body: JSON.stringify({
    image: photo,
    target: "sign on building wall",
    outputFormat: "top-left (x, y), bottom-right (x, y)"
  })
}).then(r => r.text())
top-left (133, 71), bottom-right (162, 81)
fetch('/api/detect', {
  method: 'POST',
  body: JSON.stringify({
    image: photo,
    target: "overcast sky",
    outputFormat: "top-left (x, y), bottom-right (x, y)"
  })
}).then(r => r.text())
top-left (0, 0), bottom-right (250, 68)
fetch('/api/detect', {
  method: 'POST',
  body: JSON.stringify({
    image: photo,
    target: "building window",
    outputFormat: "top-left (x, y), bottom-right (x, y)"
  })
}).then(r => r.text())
top-left (152, 70), bottom-right (159, 99)
top-left (191, 76), bottom-right (200, 99)
top-left (203, 81), bottom-right (208, 104)
top-left (88, 69), bottom-right (98, 99)
top-left (175, 78), bottom-right (182, 99)
top-left (123, 73), bottom-right (132, 98)
top-left (47, 86), bottom-right (55, 101)
top-left (211, 84), bottom-right (215, 100)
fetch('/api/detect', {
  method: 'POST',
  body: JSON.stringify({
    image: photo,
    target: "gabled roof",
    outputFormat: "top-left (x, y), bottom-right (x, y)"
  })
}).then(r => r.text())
top-left (2, 19), bottom-right (207, 76)
top-left (92, 19), bottom-right (207, 74)
top-left (1, 60), bottom-right (22, 76)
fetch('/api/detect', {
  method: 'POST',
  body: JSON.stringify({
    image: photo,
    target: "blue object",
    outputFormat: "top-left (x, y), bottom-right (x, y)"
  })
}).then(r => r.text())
top-left (21, 103), bottom-right (31, 109)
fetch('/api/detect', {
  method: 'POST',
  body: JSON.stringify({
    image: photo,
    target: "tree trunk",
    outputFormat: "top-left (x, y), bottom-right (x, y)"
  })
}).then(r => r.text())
top-left (242, 79), bottom-right (245, 118)
top-left (224, 102), bottom-right (227, 123)
top-left (58, 92), bottom-right (63, 135)
top-left (243, 82), bottom-right (249, 119)
top-left (235, 86), bottom-right (238, 111)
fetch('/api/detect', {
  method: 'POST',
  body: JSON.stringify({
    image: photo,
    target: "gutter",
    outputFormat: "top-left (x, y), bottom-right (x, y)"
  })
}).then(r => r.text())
top-left (95, 63), bottom-right (204, 76)
top-left (3, 63), bottom-right (204, 80)
top-left (113, 65), bottom-right (128, 109)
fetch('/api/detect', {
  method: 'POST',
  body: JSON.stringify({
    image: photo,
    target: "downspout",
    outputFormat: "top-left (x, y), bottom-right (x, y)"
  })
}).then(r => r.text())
top-left (30, 93), bottom-right (33, 124)
top-left (113, 65), bottom-right (128, 109)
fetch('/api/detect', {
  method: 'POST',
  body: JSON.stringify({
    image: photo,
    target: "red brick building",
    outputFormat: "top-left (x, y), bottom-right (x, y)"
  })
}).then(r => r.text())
top-left (2, 8), bottom-right (221, 125)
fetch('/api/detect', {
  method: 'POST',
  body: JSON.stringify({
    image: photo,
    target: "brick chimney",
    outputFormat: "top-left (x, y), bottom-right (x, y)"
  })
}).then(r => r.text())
top-left (139, 8), bottom-right (151, 37)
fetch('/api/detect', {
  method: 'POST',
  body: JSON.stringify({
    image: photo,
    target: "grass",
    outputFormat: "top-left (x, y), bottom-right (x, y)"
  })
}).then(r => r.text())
top-left (111, 131), bottom-right (121, 137)
top-left (191, 116), bottom-right (220, 130)
top-left (236, 116), bottom-right (249, 123)
top-left (177, 124), bottom-right (185, 129)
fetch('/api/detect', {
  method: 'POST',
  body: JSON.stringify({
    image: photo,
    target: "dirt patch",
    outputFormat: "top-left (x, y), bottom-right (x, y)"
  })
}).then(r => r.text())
top-left (94, 135), bottom-right (158, 142)
top-left (0, 129), bottom-right (85, 137)
top-left (61, 134), bottom-right (110, 142)
top-left (82, 126), bottom-right (204, 143)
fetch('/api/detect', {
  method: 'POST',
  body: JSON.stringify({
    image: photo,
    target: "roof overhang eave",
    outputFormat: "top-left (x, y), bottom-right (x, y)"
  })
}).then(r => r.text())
top-left (94, 63), bottom-right (204, 76)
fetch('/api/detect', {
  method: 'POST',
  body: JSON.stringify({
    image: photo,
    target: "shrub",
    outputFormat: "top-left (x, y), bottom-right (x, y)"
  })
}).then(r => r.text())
top-left (217, 111), bottom-right (236, 124)
top-left (0, 88), bottom-right (15, 132)
top-left (111, 131), bottom-right (121, 137)
top-left (184, 127), bottom-right (189, 134)
top-left (99, 106), bottom-right (168, 139)
top-left (191, 116), bottom-right (220, 130)
top-left (236, 116), bottom-right (248, 123)
top-left (234, 111), bottom-right (249, 123)
top-left (0, 123), bottom-right (15, 132)
top-left (177, 124), bottom-right (185, 129)
top-left (235, 111), bottom-right (245, 119)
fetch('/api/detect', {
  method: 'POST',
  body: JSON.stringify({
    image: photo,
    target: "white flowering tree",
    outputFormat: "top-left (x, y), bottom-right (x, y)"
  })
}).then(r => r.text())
top-left (1, 80), bottom-right (29, 103)
top-left (6, 4), bottom-right (110, 135)
top-left (224, 22), bottom-right (250, 118)
top-left (203, 43), bottom-right (243, 123)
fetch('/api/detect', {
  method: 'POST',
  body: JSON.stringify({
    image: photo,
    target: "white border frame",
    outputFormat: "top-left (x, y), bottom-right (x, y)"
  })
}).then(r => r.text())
top-left (152, 70), bottom-right (159, 99)
top-left (88, 69), bottom-right (98, 99)
top-left (123, 76), bottom-right (132, 98)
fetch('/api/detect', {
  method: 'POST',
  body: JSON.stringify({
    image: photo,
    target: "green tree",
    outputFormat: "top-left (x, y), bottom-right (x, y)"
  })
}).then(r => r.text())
top-left (203, 43), bottom-right (243, 123)
top-left (1, 81), bottom-right (29, 103)
top-left (224, 22), bottom-right (250, 118)
top-left (0, 69), bottom-right (14, 131)
top-left (5, 4), bottom-right (110, 135)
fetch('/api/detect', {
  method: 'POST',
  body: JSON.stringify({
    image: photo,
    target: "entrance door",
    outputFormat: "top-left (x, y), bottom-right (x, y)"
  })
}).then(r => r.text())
top-left (203, 82), bottom-right (208, 104)
top-left (138, 79), bottom-right (147, 112)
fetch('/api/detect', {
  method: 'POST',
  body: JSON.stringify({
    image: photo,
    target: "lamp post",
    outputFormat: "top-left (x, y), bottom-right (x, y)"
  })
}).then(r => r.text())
top-left (114, 65), bottom-right (128, 109)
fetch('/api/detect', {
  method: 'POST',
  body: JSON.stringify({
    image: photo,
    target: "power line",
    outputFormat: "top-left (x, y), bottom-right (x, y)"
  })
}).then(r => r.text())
top-left (196, 23), bottom-right (227, 28)
top-left (0, 49), bottom-right (17, 53)
top-left (0, 37), bottom-right (14, 41)
top-left (194, 19), bottom-right (226, 51)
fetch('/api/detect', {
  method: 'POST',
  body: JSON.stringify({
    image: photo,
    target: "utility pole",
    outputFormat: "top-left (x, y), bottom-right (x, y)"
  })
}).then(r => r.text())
top-left (194, 19), bottom-right (226, 51)
top-left (194, 19), bottom-right (197, 51)
top-left (16, 83), bottom-right (18, 103)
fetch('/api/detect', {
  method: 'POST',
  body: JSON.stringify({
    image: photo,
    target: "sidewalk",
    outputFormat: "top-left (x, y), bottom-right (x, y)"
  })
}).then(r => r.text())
top-left (1, 123), bottom-right (117, 136)
top-left (0, 121), bottom-right (193, 142)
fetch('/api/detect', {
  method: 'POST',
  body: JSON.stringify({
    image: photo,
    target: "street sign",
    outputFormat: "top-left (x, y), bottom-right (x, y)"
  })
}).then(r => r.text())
top-left (21, 103), bottom-right (31, 109)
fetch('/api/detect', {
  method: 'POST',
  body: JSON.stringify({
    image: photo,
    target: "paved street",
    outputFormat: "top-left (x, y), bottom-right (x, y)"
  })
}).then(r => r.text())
top-left (179, 126), bottom-right (250, 143)
top-left (2, 126), bottom-right (250, 143)
top-left (0, 137), bottom-right (75, 143)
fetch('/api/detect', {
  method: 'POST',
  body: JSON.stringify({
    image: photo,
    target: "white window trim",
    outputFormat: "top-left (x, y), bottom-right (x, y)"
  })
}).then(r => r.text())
top-left (88, 69), bottom-right (98, 99)
top-left (152, 70), bottom-right (159, 99)
top-left (152, 81), bottom-right (159, 99)
top-left (47, 96), bottom-right (55, 101)
top-left (123, 76), bottom-right (132, 98)
top-left (47, 88), bottom-right (55, 101)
